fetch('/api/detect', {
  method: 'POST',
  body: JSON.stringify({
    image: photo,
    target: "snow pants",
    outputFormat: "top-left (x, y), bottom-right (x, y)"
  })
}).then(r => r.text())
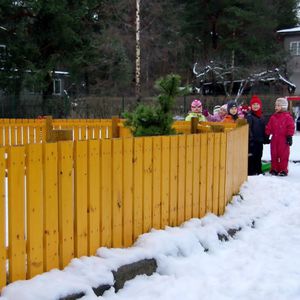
top-left (270, 136), bottom-right (290, 173)
top-left (248, 142), bottom-right (263, 175)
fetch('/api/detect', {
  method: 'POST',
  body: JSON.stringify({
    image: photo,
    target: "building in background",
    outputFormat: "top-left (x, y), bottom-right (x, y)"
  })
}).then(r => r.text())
top-left (277, 27), bottom-right (300, 94)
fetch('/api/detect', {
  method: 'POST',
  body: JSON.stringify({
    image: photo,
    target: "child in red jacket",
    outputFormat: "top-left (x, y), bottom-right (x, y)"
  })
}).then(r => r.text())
top-left (265, 97), bottom-right (295, 176)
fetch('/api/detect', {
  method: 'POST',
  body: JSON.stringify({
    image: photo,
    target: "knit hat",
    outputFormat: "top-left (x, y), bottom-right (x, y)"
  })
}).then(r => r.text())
top-left (213, 105), bottom-right (221, 115)
top-left (220, 104), bottom-right (227, 112)
top-left (275, 97), bottom-right (288, 110)
top-left (227, 100), bottom-right (238, 113)
top-left (191, 99), bottom-right (202, 112)
top-left (250, 95), bottom-right (262, 117)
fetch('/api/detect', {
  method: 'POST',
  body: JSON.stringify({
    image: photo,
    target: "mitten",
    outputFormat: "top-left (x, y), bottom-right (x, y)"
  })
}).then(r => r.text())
top-left (202, 109), bottom-right (209, 117)
top-left (286, 136), bottom-right (293, 146)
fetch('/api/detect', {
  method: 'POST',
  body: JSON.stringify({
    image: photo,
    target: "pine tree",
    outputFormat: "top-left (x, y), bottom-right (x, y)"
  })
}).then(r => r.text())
top-left (124, 74), bottom-right (184, 136)
top-left (0, 0), bottom-right (102, 115)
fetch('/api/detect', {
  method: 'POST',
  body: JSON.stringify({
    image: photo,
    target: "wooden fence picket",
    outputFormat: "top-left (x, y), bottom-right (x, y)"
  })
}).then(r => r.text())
top-left (161, 136), bottom-right (170, 228)
top-left (58, 141), bottom-right (74, 268)
top-left (185, 135), bottom-right (193, 220)
top-left (74, 141), bottom-right (88, 258)
top-left (43, 143), bottom-right (59, 271)
top-left (112, 139), bottom-right (123, 248)
top-left (192, 134), bottom-right (200, 218)
top-left (100, 139), bottom-right (112, 247)
top-left (26, 144), bottom-right (43, 279)
top-left (177, 134), bottom-right (186, 225)
top-left (0, 148), bottom-right (6, 287)
top-left (169, 135), bottom-right (179, 226)
top-left (123, 138), bottom-right (133, 246)
top-left (143, 137), bottom-right (153, 233)
top-left (152, 137), bottom-right (162, 229)
top-left (8, 146), bottom-right (26, 282)
top-left (87, 140), bottom-right (100, 255)
top-left (133, 138), bottom-right (143, 240)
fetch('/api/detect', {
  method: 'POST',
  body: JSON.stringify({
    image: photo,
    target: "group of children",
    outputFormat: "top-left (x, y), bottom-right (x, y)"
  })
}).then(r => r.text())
top-left (185, 95), bottom-right (295, 176)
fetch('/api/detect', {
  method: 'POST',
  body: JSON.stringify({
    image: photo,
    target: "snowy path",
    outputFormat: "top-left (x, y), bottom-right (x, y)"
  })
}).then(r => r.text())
top-left (97, 163), bottom-right (300, 300)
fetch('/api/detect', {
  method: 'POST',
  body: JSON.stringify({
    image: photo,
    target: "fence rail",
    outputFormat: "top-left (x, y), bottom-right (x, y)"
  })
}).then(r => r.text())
top-left (0, 117), bottom-right (242, 146)
top-left (0, 119), bottom-right (248, 289)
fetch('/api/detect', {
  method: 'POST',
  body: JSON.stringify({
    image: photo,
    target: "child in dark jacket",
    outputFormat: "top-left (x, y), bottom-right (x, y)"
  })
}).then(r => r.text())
top-left (246, 95), bottom-right (267, 175)
top-left (222, 100), bottom-right (244, 123)
top-left (265, 97), bottom-right (295, 176)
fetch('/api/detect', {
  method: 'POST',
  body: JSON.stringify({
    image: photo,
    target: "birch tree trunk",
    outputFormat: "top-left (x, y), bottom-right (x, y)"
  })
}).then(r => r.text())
top-left (135, 0), bottom-right (141, 102)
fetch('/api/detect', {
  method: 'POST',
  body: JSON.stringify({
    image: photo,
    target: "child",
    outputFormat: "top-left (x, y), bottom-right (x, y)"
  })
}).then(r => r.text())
top-left (265, 97), bottom-right (295, 176)
top-left (204, 104), bottom-right (227, 122)
top-left (246, 95), bottom-right (268, 175)
top-left (223, 100), bottom-right (243, 123)
top-left (185, 99), bottom-right (207, 121)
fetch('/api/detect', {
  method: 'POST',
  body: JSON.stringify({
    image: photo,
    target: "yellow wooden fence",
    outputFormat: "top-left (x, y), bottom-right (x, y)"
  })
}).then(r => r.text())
top-left (0, 120), bottom-right (248, 289)
top-left (0, 118), bottom-right (114, 146)
top-left (0, 117), bottom-right (241, 145)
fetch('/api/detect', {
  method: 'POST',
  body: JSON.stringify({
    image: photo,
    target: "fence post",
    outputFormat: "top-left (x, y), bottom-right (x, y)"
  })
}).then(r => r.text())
top-left (191, 117), bottom-right (198, 134)
top-left (112, 116), bottom-right (120, 138)
top-left (45, 116), bottom-right (53, 142)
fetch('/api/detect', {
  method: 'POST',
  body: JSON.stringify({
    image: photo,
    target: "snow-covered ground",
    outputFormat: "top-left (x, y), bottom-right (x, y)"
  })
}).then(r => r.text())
top-left (1, 133), bottom-right (300, 300)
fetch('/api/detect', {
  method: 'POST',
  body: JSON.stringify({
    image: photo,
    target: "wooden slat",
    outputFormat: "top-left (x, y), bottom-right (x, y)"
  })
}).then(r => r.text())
top-left (43, 143), bottom-right (59, 271)
top-left (17, 123), bottom-right (22, 145)
top-left (58, 141), bottom-right (74, 268)
top-left (29, 125), bottom-right (35, 144)
top-left (133, 138), bottom-right (143, 239)
top-left (206, 133), bottom-right (214, 213)
top-left (212, 133), bottom-right (221, 215)
top-left (74, 141), bottom-right (88, 257)
top-left (26, 144), bottom-right (43, 278)
top-left (123, 138), bottom-right (133, 246)
top-left (5, 120), bottom-right (9, 146)
top-left (23, 125), bottom-right (29, 145)
top-left (152, 137), bottom-right (161, 229)
top-left (74, 125), bottom-right (79, 141)
top-left (8, 146), bottom-right (26, 282)
top-left (192, 134), bottom-right (200, 218)
top-left (100, 139), bottom-right (112, 247)
top-left (0, 148), bottom-right (6, 288)
top-left (218, 133), bottom-right (227, 215)
top-left (11, 122), bottom-right (16, 146)
top-left (0, 126), bottom-right (3, 147)
top-left (112, 139), bottom-right (123, 247)
top-left (225, 131), bottom-right (234, 204)
top-left (87, 140), bottom-right (100, 255)
top-left (177, 135), bottom-right (186, 224)
top-left (169, 135), bottom-right (178, 226)
top-left (143, 137), bottom-right (152, 233)
top-left (185, 135), bottom-right (193, 220)
top-left (161, 136), bottom-right (170, 228)
top-left (199, 134), bottom-right (207, 217)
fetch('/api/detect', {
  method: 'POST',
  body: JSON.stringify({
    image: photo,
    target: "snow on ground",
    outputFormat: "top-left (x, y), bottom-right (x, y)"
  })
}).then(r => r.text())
top-left (1, 134), bottom-right (300, 300)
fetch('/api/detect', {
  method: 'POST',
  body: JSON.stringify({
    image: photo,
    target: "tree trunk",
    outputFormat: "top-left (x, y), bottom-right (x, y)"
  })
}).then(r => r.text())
top-left (135, 0), bottom-right (141, 102)
top-left (229, 30), bottom-right (236, 96)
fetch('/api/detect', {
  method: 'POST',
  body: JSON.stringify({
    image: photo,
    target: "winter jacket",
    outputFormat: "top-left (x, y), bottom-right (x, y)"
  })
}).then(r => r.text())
top-left (246, 111), bottom-right (267, 175)
top-left (265, 111), bottom-right (295, 173)
top-left (206, 113), bottom-right (225, 122)
top-left (246, 112), bottom-right (267, 144)
top-left (222, 113), bottom-right (244, 123)
top-left (185, 112), bottom-right (206, 122)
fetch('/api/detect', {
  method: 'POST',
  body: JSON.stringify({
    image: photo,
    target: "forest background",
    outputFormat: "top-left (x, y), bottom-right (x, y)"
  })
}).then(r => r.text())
top-left (0, 0), bottom-right (299, 118)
